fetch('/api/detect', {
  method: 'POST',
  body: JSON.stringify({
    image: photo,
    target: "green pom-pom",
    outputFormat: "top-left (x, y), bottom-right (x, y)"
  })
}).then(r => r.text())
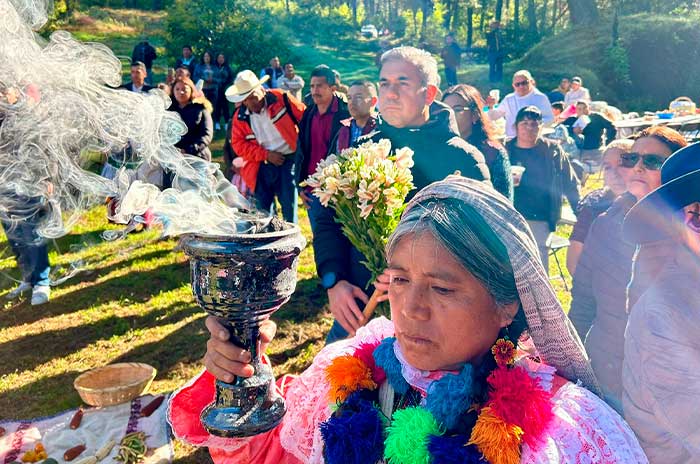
top-left (384, 407), bottom-right (444, 463)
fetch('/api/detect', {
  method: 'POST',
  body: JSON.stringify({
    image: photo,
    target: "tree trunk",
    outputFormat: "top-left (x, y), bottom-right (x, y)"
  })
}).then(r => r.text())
top-left (351, 0), bottom-right (357, 24)
top-left (567, 0), bottom-right (598, 25)
top-left (495, 0), bottom-right (504, 22)
top-left (540, 0), bottom-right (548, 35)
top-left (478, 0), bottom-right (487, 32)
top-left (466, 5), bottom-right (474, 48)
top-left (421, 0), bottom-right (429, 39)
top-left (443, 0), bottom-right (453, 30)
top-left (526, 0), bottom-right (538, 38)
top-left (551, 0), bottom-right (558, 32)
top-left (513, 0), bottom-right (520, 40)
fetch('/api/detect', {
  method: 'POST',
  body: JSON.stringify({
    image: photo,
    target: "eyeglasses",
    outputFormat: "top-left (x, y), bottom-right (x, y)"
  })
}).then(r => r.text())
top-left (451, 106), bottom-right (472, 113)
top-left (513, 80), bottom-right (530, 87)
top-left (619, 152), bottom-right (666, 170)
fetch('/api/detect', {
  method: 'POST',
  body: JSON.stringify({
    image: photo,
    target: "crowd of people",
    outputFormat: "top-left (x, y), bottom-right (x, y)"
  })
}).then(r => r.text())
top-left (4, 34), bottom-right (698, 463)
top-left (115, 41), bottom-right (697, 463)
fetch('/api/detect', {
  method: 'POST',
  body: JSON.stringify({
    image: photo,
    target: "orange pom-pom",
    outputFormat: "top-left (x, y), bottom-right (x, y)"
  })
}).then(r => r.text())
top-left (468, 406), bottom-right (523, 464)
top-left (325, 354), bottom-right (377, 403)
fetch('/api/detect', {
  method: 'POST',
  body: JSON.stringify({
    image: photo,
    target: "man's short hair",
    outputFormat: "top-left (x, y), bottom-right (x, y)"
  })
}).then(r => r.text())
top-left (131, 61), bottom-right (147, 72)
top-left (349, 79), bottom-right (377, 97)
top-left (310, 65), bottom-right (336, 85)
top-left (380, 46), bottom-right (440, 88)
top-left (182, 45), bottom-right (192, 51)
top-left (551, 101), bottom-right (565, 112)
top-left (512, 69), bottom-right (533, 82)
top-left (571, 76), bottom-right (582, 84)
top-left (576, 99), bottom-right (590, 108)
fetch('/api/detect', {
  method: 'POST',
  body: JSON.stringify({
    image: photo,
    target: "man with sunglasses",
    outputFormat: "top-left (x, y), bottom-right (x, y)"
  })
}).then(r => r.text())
top-left (485, 69), bottom-right (554, 139)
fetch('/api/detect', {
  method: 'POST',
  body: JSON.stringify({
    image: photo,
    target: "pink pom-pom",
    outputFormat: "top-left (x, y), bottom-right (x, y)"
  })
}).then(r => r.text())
top-left (353, 342), bottom-right (386, 385)
top-left (486, 366), bottom-right (554, 450)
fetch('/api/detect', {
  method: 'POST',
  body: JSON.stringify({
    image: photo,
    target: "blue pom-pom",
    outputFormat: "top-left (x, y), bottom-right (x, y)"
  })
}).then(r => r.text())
top-left (425, 364), bottom-right (473, 430)
top-left (427, 434), bottom-right (484, 464)
top-left (373, 337), bottom-right (409, 395)
top-left (320, 392), bottom-right (386, 464)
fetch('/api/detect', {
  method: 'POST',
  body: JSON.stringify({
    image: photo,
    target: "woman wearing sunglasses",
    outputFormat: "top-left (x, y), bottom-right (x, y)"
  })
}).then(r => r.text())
top-left (569, 126), bottom-right (686, 413)
top-left (622, 141), bottom-right (700, 463)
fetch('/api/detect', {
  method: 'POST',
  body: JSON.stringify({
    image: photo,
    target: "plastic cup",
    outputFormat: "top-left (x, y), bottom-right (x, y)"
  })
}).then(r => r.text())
top-left (489, 89), bottom-right (500, 103)
top-left (511, 165), bottom-right (526, 187)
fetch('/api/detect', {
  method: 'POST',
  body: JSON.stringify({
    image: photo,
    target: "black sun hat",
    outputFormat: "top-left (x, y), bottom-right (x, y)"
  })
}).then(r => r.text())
top-left (623, 141), bottom-right (700, 244)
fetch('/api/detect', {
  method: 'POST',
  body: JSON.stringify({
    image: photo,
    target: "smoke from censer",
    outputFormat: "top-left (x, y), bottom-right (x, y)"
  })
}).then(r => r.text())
top-left (0, 0), bottom-right (271, 243)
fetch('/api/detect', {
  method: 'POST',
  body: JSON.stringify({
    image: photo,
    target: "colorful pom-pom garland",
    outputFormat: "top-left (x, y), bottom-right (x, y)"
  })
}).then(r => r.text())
top-left (320, 336), bottom-right (555, 464)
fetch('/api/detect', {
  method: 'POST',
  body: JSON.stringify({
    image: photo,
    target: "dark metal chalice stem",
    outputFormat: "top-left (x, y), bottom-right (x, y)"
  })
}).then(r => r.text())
top-left (181, 225), bottom-right (305, 437)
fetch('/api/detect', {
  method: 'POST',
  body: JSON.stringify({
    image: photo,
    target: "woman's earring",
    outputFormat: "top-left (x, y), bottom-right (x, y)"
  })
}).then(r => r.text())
top-left (491, 327), bottom-right (516, 367)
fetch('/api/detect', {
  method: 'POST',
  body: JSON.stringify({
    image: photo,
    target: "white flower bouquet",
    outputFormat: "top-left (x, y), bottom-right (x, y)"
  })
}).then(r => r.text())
top-left (302, 139), bottom-right (414, 317)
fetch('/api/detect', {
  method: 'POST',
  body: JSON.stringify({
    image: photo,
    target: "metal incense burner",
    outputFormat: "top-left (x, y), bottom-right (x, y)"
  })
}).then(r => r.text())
top-left (181, 224), bottom-right (305, 437)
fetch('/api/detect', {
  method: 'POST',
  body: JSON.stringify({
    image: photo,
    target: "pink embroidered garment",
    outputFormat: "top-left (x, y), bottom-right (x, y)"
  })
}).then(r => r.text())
top-left (168, 317), bottom-right (647, 464)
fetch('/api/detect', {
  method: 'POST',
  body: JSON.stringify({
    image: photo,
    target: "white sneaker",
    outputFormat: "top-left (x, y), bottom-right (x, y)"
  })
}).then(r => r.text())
top-left (215, 123), bottom-right (221, 131)
top-left (6, 281), bottom-right (31, 299)
top-left (31, 285), bottom-right (50, 306)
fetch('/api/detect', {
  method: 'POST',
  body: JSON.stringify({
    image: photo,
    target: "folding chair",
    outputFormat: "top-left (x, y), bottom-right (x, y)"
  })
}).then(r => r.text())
top-left (546, 234), bottom-right (570, 291)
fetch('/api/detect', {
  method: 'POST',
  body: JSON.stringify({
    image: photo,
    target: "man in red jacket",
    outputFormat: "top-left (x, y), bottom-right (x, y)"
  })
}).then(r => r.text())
top-left (227, 70), bottom-right (305, 223)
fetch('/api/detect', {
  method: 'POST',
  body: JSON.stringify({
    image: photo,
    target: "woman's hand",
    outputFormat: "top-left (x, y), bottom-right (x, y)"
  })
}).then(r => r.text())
top-left (373, 269), bottom-right (391, 303)
top-left (204, 316), bottom-right (277, 382)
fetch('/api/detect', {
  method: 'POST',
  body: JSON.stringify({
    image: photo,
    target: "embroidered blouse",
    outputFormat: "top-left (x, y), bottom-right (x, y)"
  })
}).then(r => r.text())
top-left (168, 317), bottom-right (647, 463)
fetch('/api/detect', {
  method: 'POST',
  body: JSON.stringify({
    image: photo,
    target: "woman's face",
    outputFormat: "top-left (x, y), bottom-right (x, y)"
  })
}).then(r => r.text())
top-left (173, 81), bottom-right (192, 106)
top-left (203, 53), bottom-right (211, 64)
top-left (388, 232), bottom-right (512, 371)
top-left (515, 117), bottom-right (541, 145)
top-left (602, 147), bottom-right (633, 196)
top-left (627, 137), bottom-right (673, 199)
top-left (443, 94), bottom-right (476, 140)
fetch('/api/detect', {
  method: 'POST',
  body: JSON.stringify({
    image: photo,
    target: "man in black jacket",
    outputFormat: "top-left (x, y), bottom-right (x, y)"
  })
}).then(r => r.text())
top-left (308, 46), bottom-right (490, 343)
top-left (131, 38), bottom-right (157, 83)
top-left (119, 62), bottom-right (154, 94)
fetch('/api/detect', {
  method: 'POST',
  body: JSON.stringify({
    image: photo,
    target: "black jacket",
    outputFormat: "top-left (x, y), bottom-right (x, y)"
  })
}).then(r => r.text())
top-left (507, 138), bottom-right (580, 231)
top-left (310, 101), bottom-right (491, 288)
top-left (366, 101), bottom-right (490, 198)
top-left (131, 42), bottom-right (157, 68)
top-left (119, 82), bottom-right (154, 93)
top-left (169, 102), bottom-right (213, 161)
top-left (581, 112), bottom-right (617, 150)
top-left (294, 95), bottom-right (350, 186)
top-left (175, 57), bottom-right (196, 76)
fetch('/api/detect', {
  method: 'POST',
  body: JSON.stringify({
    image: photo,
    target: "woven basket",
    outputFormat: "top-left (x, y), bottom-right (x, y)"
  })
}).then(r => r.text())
top-left (74, 363), bottom-right (156, 407)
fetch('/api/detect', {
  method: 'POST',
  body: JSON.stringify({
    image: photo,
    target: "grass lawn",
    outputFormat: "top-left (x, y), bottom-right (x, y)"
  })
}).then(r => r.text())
top-left (1, 7), bottom-right (585, 462)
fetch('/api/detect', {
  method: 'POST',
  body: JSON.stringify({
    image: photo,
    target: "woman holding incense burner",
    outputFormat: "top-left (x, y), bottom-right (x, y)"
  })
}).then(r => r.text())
top-left (169, 176), bottom-right (646, 464)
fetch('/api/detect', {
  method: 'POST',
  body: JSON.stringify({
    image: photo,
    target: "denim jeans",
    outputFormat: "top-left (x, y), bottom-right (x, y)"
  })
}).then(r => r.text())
top-left (325, 319), bottom-right (349, 345)
top-left (488, 53), bottom-right (503, 82)
top-left (444, 67), bottom-right (458, 87)
top-left (1, 216), bottom-right (50, 287)
top-left (254, 156), bottom-right (298, 224)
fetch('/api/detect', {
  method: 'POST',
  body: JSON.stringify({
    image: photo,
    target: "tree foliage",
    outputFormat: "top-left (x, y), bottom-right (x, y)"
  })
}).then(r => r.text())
top-left (165, 0), bottom-right (293, 72)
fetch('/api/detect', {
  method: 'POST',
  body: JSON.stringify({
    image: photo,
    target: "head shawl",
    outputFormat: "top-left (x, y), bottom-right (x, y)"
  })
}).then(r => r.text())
top-left (406, 175), bottom-right (600, 394)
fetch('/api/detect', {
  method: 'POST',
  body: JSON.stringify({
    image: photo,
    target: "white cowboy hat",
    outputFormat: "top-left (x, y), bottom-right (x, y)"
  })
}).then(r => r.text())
top-left (225, 70), bottom-right (269, 103)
